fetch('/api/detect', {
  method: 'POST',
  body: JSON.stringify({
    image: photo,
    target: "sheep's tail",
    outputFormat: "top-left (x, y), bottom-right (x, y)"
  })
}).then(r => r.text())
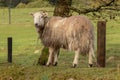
top-left (92, 50), bottom-right (98, 66)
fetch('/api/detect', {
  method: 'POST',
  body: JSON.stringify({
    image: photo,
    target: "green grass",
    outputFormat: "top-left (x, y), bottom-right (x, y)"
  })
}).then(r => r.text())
top-left (0, 8), bottom-right (120, 80)
top-left (0, 64), bottom-right (120, 80)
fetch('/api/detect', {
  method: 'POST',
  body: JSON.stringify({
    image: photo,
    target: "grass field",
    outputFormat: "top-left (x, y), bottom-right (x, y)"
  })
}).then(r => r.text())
top-left (0, 8), bottom-right (120, 80)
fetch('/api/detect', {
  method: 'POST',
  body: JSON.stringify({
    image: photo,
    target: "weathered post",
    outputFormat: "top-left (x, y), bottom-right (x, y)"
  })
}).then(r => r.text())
top-left (8, 37), bottom-right (12, 63)
top-left (97, 21), bottom-right (106, 67)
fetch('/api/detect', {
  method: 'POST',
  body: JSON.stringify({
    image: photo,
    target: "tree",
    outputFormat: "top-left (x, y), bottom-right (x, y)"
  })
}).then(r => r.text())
top-left (54, 0), bottom-right (72, 17)
top-left (70, 0), bottom-right (119, 14)
top-left (53, 0), bottom-right (119, 17)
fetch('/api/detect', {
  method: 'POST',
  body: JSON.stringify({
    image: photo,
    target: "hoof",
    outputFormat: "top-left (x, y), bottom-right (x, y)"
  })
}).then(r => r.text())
top-left (53, 62), bottom-right (58, 66)
top-left (46, 63), bottom-right (51, 67)
top-left (88, 64), bottom-right (93, 67)
top-left (72, 64), bottom-right (77, 68)
top-left (46, 64), bottom-right (50, 67)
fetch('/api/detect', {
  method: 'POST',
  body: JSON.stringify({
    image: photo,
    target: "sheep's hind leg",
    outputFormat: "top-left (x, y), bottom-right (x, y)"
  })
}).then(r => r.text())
top-left (72, 49), bottom-right (80, 68)
top-left (88, 46), bottom-right (94, 67)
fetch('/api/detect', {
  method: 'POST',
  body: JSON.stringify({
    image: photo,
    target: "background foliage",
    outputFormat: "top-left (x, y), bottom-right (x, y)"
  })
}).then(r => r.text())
top-left (0, 0), bottom-right (120, 8)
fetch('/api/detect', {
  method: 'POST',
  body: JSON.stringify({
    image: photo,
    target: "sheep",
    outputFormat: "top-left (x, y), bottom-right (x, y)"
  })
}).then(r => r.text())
top-left (31, 11), bottom-right (95, 68)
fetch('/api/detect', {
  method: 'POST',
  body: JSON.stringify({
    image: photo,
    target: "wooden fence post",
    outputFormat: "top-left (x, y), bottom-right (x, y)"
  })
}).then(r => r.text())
top-left (8, 37), bottom-right (12, 63)
top-left (97, 21), bottom-right (106, 67)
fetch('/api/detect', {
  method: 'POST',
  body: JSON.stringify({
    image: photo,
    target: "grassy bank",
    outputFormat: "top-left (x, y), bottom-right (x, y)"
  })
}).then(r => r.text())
top-left (0, 64), bottom-right (119, 80)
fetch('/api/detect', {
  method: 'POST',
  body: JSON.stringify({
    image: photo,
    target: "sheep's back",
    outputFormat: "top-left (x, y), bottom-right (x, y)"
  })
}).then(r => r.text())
top-left (41, 16), bottom-right (94, 53)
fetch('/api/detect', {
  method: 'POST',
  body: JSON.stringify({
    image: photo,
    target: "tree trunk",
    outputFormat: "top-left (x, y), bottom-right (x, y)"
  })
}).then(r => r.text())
top-left (54, 0), bottom-right (72, 17)
top-left (37, 47), bottom-right (49, 65)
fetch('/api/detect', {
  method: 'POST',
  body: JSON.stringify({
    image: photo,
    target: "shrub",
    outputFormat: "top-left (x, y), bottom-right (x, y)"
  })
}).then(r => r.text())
top-left (16, 3), bottom-right (26, 8)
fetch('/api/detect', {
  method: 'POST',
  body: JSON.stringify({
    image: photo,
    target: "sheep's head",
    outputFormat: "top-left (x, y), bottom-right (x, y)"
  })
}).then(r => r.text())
top-left (30, 11), bottom-right (48, 28)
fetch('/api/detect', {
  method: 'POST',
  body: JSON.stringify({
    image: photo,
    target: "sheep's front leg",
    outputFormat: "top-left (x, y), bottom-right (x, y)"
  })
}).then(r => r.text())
top-left (72, 49), bottom-right (80, 68)
top-left (53, 49), bottom-right (60, 66)
top-left (46, 47), bottom-right (54, 66)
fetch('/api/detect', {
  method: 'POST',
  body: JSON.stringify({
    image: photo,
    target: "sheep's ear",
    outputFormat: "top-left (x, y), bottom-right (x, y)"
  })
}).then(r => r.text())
top-left (42, 11), bottom-right (48, 18)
